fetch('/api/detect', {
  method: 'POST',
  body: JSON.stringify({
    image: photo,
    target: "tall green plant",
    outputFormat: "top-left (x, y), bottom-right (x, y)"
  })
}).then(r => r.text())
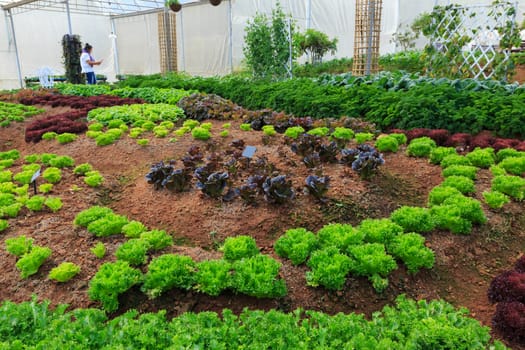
top-left (296, 29), bottom-right (338, 64)
top-left (243, 2), bottom-right (296, 78)
top-left (61, 34), bottom-right (83, 84)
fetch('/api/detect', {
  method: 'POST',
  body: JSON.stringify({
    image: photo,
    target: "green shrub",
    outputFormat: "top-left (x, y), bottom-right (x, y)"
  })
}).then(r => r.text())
top-left (56, 133), bottom-right (77, 144)
top-left (84, 171), bottom-right (104, 187)
top-left (0, 193), bottom-right (16, 206)
top-left (42, 167), bottom-right (61, 184)
top-left (42, 132), bottom-right (57, 140)
top-left (26, 195), bottom-right (46, 211)
top-left (137, 139), bottom-right (149, 146)
top-left (48, 262), bottom-right (80, 282)
top-left (200, 122), bottom-right (212, 131)
top-left (306, 246), bottom-right (351, 290)
top-left (430, 205), bottom-right (472, 235)
top-left (40, 153), bottom-right (57, 166)
top-left (274, 228), bottom-right (317, 265)
top-left (428, 185), bottom-right (462, 206)
top-left (13, 171), bottom-right (34, 185)
top-left (490, 165), bottom-right (507, 176)
top-left (16, 246), bottom-right (52, 279)
top-left (231, 254), bottom-right (287, 297)
top-left (74, 206), bottom-right (114, 227)
top-left (174, 127), bottom-right (190, 136)
top-left (5, 235), bottom-right (33, 256)
top-left (142, 254), bottom-right (196, 298)
top-left (440, 154), bottom-right (472, 168)
top-left (1, 203), bottom-right (22, 218)
top-left (38, 183), bottom-right (53, 194)
top-left (262, 125), bottom-right (276, 136)
top-left (389, 133), bottom-right (407, 145)
top-left (316, 223), bottom-right (363, 251)
top-left (0, 149), bottom-right (20, 161)
top-left (357, 218), bottom-right (403, 244)
top-left (465, 147), bottom-right (495, 168)
top-left (406, 137), bottom-right (436, 158)
top-left (191, 127), bottom-right (212, 141)
top-left (153, 126), bottom-right (169, 138)
top-left (49, 156), bottom-right (74, 168)
top-left (347, 243), bottom-right (397, 292)
top-left (240, 123), bottom-right (252, 131)
top-left (387, 233), bottom-right (434, 274)
top-left (115, 239), bottom-right (150, 266)
top-left (0, 159), bottom-right (14, 168)
top-left (90, 242), bottom-right (106, 259)
top-left (24, 154), bottom-right (40, 163)
top-left (441, 176), bottom-right (475, 194)
top-left (491, 175), bottom-right (525, 200)
top-left (498, 157), bottom-right (525, 176)
top-left (0, 170), bottom-right (12, 183)
top-left (87, 213), bottom-right (129, 237)
top-left (141, 121), bottom-right (156, 131)
top-left (219, 130), bottom-right (229, 138)
top-left (106, 128), bottom-right (124, 139)
top-left (88, 261), bottom-right (142, 312)
top-left (482, 191), bottom-right (510, 209)
top-left (0, 181), bottom-right (16, 194)
top-left (183, 119), bottom-right (200, 130)
top-left (355, 132), bottom-right (374, 144)
top-left (0, 219), bottom-right (8, 232)
top-left (22, 163), bottom-right (40, 172)
top-left (307, 127), bottom-right (330, 137)
top-left (86, 130), bottom-right (103, 139)
top-left (496, 148), bottom-right (525, 163)
top-left (44, 197), bottom-right (63, 212)
top-left (88, 122), bottom-right (104, 131)
top-left (194, 259), bottom-right (231, 296)
top-left (122, 220), bottom-right (147, 238)
top-left (107, 119), bottom-right (124, 128)
top-left (442, 195), bottom-right (486, 225)
top-left (140, 230), bottom-right (173, 250)
top-left (284, 126), bottom-right (306, 139)
top-left (73, 163), bottom-right (93, 175)
top-left (390, 206), bottom-right (434, 233)
top-left (222, 123), bottom-right (231, 129)
top-left (442, 165), bottom-right (478, 180)
top-left (129, 127), bottom-right (144, 138)
top-left (95, 133), bottom-right (117, 146)
top-left (221, 236), bottom-right (259, 261)
top-left (375, 135), bottom-right (399, 152)
top-left (330, 127), bottom-right (354, 147)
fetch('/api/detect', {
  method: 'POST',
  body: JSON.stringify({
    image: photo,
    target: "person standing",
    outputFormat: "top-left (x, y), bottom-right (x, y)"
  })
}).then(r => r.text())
top-left (80, 43), bottom-right (103, 84)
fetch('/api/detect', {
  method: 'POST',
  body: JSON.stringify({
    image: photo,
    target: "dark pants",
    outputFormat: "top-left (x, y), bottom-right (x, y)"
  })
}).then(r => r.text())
top-left (86, 72), bottom-right (96, 85)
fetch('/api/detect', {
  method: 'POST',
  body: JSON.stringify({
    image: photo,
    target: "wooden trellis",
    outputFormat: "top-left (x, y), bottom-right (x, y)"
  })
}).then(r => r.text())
top-left (352, 0), bottom-right (382, 76)
top-left (158, 11), bottom-right (178, 73)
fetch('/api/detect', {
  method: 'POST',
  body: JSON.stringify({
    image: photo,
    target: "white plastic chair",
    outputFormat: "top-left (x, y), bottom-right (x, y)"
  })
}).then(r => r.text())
top-left (37, 67), bottom-right (54, 88)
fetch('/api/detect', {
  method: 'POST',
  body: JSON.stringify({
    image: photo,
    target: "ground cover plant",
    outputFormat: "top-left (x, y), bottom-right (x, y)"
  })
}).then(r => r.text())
top-left (0, 101), bottom-right (43, 127)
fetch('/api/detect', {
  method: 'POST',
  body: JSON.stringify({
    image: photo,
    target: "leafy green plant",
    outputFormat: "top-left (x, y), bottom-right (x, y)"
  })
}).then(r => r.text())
top-left (219, 130), bottom-right (229, 138)
top-left (41, 167), bottom-right (61, 184)
top-left (90, 242), bottom-right (106, 258)
top-left (441, 175), bottom-right (475, 194)
top-left (240, 123), bottom-right (252, 131)
top-left (95, 133), bottom-right (118, 146)
top-left (84, 171), bottom-right (104, 187)
top-left (56, 133), bottom-right (77, 144)
top-left (194, 259), bottom-right (231, 296)
top-left (284, 126), bottom-right (305, 139)
top-left (428, 185), bottom-right (462, 206)
top-left (16, 246), bottom-right (52, 279)
top-left (87, 213), bottom-right (129, 237)
top-left (465, 147), bottom-right (495, 168)
top-left (442, 165), bottom-right (478, 180)
top-left (348, 243), bottom-right (397, 292)
top-left (355, 132), bottom-right (374, 144)
top-left (5, 235), bottom-right (33, 257)
top-left (375, 135), bottom-right (399, 153)
top-left (89, 261), bottom-right (143, 311)
top-left (296, 28), bottom-right (337, 64)
top-left (13, 171), bottom-right (35, 185)
top-left (73, 163), bottom-right (93, 175)
top-left (40, 153), bottom-right (57, 166)
top-left (137, 139), bottom-right (149, 146)
top-left (358, 218), bottom-right (404, 244)
top-left (483, 191), bottom-right (510, 209)
top-left (390, 206), bottom-right (434, 233)
top-left (88, 122), bottom-right (104, 131)
top-left (129, 127), bottom-right (144, 138)
top-left (74, 206), bottom-right (114, 227)
top-left (142, 254), bottom-right (196, 298)
top-left (491, 175), bottom-right (525, 200)
top-left (0, 219), bottom-right (8, 232)
top-left (274, 228), bottom-right (317, 265)
top-left (42, 132), bottom-right (57, 140)
top-left (115, 239), bottom-right (150, 266)
top-left (0, 170), bottom-right (12, 183)
top-left (38, 183), bottom-right (53, 194)
top-left (496, 148), bottom-right (524, 163)
top-left (430, 205), bottom-right (472, 235)
top-left (440, 154), bottom-right (472, 168)
top-left (140, 230), bottom-right (173, 250)
top-left (429, 147), bottom-right (457, 165)
top-left (387, 233), bottom-right (434, 274)
top-left (26, 195), bottom-right (46, 211)
top-left (330, 127), bottom-right (354, 148)
top-left (389, 133), bottom-right (407, 145)
top-left (231, 254), bottom-right (287, 297)
top-left (307, 127), bottom-right (330, 137)
top-left (44, 197), bottom-right (63, 212)
top-left (442, 195), bottom-right (486, 225)
top-left (153, 126), bottom-right (169, 138)
top-left (406, 137), bottom-right (436, 157)
top-left (262, 125), bottom-right (276, 136)
top-left (49, 156), bottom-right (74, 168)
top-left (48, 262), bottom-right (80, 282)
top-left (122, 220), bottom-right (147, 238)
top-left (316, 223), bottom-right (363, 251)
top-left (183, 119), bottom-right (200, 130)
top-left (191, 127), bottom-right (212, 141)
top-left (221, 236), bottom-right (259, 261)
top-left (498, 157), bottom-right (525, 176)
top-left (306, 246), bottom-right (352, 290)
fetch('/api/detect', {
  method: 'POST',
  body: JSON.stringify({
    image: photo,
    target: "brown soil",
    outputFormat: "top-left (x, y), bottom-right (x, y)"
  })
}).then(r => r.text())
top-left (512, 64), bottom-right (525, 84)
top-left (1, 105), bottom-right (524, 348)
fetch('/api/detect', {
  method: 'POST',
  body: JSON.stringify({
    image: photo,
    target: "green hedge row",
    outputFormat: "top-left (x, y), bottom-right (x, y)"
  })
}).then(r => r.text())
top-left (116, 73), bottom-right (525, 139)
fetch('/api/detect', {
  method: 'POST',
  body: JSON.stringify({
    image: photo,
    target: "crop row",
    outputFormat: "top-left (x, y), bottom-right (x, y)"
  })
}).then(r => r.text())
top-left (0, 101), bottom-right (43, 127)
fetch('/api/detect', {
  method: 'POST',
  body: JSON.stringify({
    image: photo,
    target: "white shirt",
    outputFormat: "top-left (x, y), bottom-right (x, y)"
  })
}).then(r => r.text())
top-left (80, 52), bottom-right (94, 73)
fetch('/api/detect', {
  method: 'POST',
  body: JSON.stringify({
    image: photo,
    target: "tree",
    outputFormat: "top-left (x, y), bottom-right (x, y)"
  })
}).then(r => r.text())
top-left (296, 29), bottom-right (338, 64)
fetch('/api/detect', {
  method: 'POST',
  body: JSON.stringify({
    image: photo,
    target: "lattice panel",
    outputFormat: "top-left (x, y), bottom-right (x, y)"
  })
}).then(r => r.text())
top-left (431, 3), bottom-right (516, 79)
top-left (158, 11), bottom-right (177, 73)
top-left (352, 0), bottom-right (382, 76)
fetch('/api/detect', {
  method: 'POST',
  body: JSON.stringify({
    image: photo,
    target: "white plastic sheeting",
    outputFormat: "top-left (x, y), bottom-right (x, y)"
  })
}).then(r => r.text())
top-left (0, 0), bottom-right (524, 89)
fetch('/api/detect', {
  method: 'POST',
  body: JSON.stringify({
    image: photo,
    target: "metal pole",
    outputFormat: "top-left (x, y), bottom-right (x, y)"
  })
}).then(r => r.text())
top-left (110, 18), bottom-right (120, 75)
top-left (228, 0), bottom-right (233, 73)
top-left (65, 0), bottom-right (73, 34)
top-left (288, 17), bottom-right (293, 78)
top-left (7, 9), bottom-right (23, 88)
top-left (306, 0), bottom-right (311, 29)
top-left (365, 0), bottom-right (375, 75)
top-left (179, 9), bottom-right (185, 71)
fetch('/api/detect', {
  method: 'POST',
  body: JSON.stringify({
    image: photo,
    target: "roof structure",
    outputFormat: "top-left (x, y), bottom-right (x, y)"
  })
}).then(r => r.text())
top-left (0, 0), bottom-right (198, 17)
